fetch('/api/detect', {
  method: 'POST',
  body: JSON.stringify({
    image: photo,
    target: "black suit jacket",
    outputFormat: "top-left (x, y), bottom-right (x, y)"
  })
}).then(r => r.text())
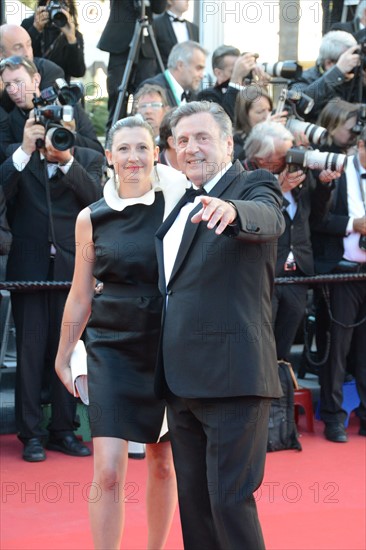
top-left (311, 173), bottom-right (352, 273)
top-left (153, 12), bottom-right (199, 68)
top-left (197, 81), bottom-right (240, 121)
top-left (98, 0), bottom-right (166, 56)
top-left (1, 146), bottom-right (103, 281)
top-left (331, 17), bottom-right (362, 36)
top-left (155, 162), bottom-right (285, 400)
top-left (139, 71), bottom-right (198, 107)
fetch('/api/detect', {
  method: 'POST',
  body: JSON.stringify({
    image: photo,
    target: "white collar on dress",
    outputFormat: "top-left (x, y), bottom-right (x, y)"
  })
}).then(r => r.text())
top-left (103, 163), bottom-right (189, 219)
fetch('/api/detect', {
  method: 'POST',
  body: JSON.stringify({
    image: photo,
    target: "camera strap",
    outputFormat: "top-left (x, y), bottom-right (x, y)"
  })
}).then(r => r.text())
top-left (353, 156), bottom-right (366, 216)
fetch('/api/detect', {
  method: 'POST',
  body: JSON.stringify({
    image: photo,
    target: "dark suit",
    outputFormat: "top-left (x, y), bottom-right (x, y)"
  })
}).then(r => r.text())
top-left (0, 146), bottom-right (103, 441)
top-left (155, 162), bottom-right (285, 549)
top-left (22, 16), bottom-right (86, 81)
top-left (311, 171), bottom-right (366, 426)
top-left (139, 71), bottom-right (198, 108)
top-left (152, 11), bottom-right (199, 68)
top-left (197, 80), bottom-right (240, 121)
top-left (97, 0), bottom-right (167, 126)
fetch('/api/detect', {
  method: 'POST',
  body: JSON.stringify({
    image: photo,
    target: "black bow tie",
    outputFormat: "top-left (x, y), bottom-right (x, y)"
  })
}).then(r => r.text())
top-left (170, 15), bottom-right (186, 23)
top-left (185, 186), bottom-right (207, 203)
top-left (181, 90), bottom-right (191, 102)
top-left (361, 172), bottom-right (366, 179)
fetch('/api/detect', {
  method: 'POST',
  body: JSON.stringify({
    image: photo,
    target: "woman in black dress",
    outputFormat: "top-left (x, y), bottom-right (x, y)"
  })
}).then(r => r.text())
top-left (55, 115), bottom-right (188, 549)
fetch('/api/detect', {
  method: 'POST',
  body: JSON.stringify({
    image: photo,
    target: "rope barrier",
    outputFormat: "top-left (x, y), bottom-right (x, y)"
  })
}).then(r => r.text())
top-left (0, 271), bottom-right (365, 292)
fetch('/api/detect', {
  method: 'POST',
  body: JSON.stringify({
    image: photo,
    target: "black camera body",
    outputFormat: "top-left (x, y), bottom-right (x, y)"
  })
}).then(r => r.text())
top-left (359, 235), bottom-right (366, 251)
top-left (46, 0), bottom-right (68, 28)
top-left (352, 104), bottom-right (366, 135)
top-left (32, 78), bottom-right (83, 151)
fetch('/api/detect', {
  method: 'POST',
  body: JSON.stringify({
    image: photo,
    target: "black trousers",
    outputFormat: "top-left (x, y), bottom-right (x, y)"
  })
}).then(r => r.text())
top-left (320, 280), bottom-right (366, 424)
top-left (166, 393), bottom-right (271, 550)
top-left (272, 283), bottom-right (308, 361)
top-left (11, 289), bottom-right (77, 441)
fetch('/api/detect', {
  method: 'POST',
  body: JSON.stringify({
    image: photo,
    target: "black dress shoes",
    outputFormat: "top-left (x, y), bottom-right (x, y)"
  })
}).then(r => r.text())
top-left (23, 438), bottom-right (46, 462)
top-left (324, 422), bottom-right (348, 443)
top-left (46, 434), bottom-right (91, 457)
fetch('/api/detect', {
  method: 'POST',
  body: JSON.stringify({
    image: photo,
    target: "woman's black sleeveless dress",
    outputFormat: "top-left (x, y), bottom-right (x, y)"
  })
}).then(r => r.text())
top-left (86, 191), bottom-right (165, 443)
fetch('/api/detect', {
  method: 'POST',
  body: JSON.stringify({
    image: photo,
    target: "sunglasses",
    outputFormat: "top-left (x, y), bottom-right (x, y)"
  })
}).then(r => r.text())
top-left (137, 102), bottom-right (165, 111)
top-left (0, 55), bottom-right (35, 75)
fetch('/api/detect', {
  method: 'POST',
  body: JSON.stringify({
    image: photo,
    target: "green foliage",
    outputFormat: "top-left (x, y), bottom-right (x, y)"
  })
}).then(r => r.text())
top-left (84, 96), bottom-right (108, 139)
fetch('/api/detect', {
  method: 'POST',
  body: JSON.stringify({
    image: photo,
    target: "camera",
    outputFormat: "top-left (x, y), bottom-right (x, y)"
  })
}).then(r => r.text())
top-left (46, 0), bottom-right (68, 28)
top-left (260, 61), bottom-right (303, 80)
top-left (285, 147), bottom-right (347, 173)
top-left (352, 104), bottom-right (366, 135)
top-left (276, 87), bottom-right (314, 118)
top-left (286, 118), bottom-right (328, 146)
top-left (32, 78), bottom-right (83, 151)
top-left (359, 235), bottom-right (366, 251)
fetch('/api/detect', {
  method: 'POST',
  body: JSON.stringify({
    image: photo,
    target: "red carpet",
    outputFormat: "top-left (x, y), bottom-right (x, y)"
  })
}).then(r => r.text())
top-left (1, 415), bottom-right (365, 550)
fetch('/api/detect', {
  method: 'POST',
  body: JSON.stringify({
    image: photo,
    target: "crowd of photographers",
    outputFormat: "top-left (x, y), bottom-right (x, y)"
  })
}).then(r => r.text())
top-left (0, 0), bottom-right (365, 460)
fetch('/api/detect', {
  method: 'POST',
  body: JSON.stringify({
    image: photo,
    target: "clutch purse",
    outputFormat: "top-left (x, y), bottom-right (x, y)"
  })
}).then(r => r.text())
top-left (70, 340), bottom-right (89, 405)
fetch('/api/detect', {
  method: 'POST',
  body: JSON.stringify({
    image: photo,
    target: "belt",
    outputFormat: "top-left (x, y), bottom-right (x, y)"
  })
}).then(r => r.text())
top-left (101, 282), bottom-right (161, 297)
top-left (332, 260), bottom-right (366, 274)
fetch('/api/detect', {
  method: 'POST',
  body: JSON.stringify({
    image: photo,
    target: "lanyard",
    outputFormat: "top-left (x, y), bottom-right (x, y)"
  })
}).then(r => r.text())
top-left (164, 70), bottom-right (181, 107)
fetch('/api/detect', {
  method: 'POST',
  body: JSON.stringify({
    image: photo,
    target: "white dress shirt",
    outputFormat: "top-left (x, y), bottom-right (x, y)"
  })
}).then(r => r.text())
top-left (343, 155), bottom-right (366, 263)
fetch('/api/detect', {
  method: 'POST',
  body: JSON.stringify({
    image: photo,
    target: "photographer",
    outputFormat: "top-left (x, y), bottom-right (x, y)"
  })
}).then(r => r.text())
top-left (0, 56), bottom-right (103, 160)
top-left (289, 30), bottom-right (362, 123)
top-left (197, 44), bottom-right (265, 121)
top-left (244, 121), bottom-right (340, 363)
top-left (0, 55), bottom-right (104, 462)
top-left (21, 0), bottom-right (85, 82)
top-left (311, 127), bottom-right (366, 443)
top-left (98, 0), bottom-right (167, 129)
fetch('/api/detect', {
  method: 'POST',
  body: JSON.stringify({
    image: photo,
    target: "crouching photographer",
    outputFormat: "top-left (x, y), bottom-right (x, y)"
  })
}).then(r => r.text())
top-left (0, 55), bottom-right (104, 462)
top-left (243, 121), bottom-right (342, 363)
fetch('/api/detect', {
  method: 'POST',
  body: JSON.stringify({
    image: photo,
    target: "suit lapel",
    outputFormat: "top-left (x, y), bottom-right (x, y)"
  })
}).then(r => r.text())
top-left (164, 13), bottom-right (178, 47)
top-left (156, 162), bottom-right (244, 288)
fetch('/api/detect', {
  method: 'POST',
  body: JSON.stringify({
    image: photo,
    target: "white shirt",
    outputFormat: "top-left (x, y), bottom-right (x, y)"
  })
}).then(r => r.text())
top-left (13, 146), bottom-right (74, 177)
top-left (167, 11), bottom-right (189, 43)
top-left (163, 163), bottom-right (232, 286)
top-left (343, 155), bottom-right (366, 263)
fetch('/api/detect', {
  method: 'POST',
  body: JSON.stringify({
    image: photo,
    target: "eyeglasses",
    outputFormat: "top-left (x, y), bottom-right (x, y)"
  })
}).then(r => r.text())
top-left (137, 102), bottom-right (165, 111)
top-left (0, 55), bottom-right (35, 75)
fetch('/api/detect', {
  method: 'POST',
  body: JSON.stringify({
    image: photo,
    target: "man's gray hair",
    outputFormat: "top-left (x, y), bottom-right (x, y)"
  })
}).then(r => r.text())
top-left (167, 40), bottom-right (208, 70)
top-left (245, 121), bottom-right (294, 160)
top-left (318, 30), bottom-right (357, 65)
top-left (170, 100), bottom-right (233, 139)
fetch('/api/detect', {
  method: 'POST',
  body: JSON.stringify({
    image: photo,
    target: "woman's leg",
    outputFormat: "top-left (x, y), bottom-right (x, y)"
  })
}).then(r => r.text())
top-left (89, 437), bottom-right (128, 550)
top-left (145, 441), bottom-right (177, 549)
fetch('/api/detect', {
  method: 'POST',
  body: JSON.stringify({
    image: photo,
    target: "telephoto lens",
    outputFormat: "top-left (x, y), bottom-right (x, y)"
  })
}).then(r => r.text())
top-left (285, 147), bottom-right (347, 173)
top-left (286, 118), bottom-right (328, 146)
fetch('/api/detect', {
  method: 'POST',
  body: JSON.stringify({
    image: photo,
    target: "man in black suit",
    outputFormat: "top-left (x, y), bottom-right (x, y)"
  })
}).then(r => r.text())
top-left (0, 56), bottom-right (104, 462)
top-left (197, 44), bottom-right (265, 122)
top-left (97, 0), bottom-right (166, 128)
top-left (153, 0), bottom-right (199, 68)
top-left (155, 101), bottom-right (285, 549)
top-left (0, 24), bottom-right (65, 111)
top-left (311, 128), bottom-right (366, 442)
top-left (139, 40), bottom-right (207, 108)
top-left (244, 121), bottom-right (339, 362)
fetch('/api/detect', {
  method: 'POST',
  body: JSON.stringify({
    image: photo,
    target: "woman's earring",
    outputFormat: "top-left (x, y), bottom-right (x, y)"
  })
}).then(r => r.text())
top-left (114, 173), bottom-right (120, 191)
top-left (153, 161), bottom-right (160, 182)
